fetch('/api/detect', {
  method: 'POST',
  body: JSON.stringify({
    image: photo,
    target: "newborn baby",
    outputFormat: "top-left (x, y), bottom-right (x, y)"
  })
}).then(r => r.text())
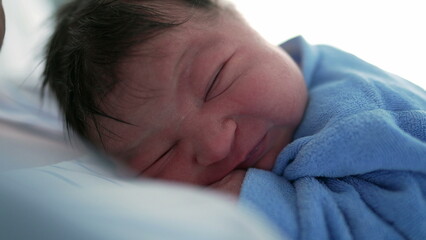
top-left (43, 0), bottom-right (307, 194)
top-left (43, 1), bottom-right (426, 239)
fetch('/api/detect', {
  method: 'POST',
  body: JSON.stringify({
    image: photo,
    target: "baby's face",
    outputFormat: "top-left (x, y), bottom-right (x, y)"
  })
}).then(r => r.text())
top-left (93, 10), bottom-right (307, 186)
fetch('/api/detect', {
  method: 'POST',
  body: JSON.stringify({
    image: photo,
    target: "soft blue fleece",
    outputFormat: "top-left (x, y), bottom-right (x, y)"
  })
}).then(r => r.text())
top-left (240, 36), bottom-right (426, 240)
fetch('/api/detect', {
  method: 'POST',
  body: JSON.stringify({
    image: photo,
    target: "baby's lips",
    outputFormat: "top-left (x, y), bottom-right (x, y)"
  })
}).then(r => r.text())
top-left (207, 170), bottom-right (247, 196)
top-left (238, 133), bottom-right (268, 169)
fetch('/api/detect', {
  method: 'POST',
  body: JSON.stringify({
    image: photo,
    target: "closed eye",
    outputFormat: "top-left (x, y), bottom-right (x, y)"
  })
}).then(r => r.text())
top-left (204, 61), bottom-right (226, 102)
top-left (142, 144), bottom-right (175, 173)
top-left (157, 145), bottom-right (175, 163)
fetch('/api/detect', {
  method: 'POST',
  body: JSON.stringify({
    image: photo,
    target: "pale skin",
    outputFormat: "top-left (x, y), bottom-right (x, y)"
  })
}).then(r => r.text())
top-left (90, 5), bottom-right (308, 195)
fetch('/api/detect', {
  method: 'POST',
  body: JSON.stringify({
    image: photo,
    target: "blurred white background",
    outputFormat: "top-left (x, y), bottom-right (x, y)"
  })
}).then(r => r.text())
top-left (0, 0), bottom-right (425, 90)
top-left (231, 0), bottom-right (426, 89)
top-left (0, 0), bottom-right (54, 86)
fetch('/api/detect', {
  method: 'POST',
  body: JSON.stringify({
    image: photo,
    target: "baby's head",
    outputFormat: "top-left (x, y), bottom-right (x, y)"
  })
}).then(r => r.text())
top-left (43, 0), bottom-right (307, 186)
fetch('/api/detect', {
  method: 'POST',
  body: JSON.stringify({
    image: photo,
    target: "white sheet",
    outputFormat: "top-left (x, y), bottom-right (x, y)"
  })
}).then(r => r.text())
top-left (0, 156), bottom-right (283, 240)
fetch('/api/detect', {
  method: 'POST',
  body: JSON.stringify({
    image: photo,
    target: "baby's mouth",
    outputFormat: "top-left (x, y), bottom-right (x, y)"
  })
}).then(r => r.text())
top-left (238, 134), bottom-right (267, 169)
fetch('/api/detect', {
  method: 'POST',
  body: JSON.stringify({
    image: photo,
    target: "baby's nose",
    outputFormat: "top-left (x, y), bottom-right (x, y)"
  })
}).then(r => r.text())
top-left (193, 118), bottom-right (236, 166)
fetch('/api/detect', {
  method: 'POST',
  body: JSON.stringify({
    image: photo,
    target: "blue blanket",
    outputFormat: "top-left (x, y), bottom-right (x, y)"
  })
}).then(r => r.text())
top-left (240, 36), bottom-right (426, 240)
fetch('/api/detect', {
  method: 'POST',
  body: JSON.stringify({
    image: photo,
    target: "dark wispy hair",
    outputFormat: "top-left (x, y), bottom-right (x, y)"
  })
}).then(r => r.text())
top-left (42, 0), bottom-right (218, 141)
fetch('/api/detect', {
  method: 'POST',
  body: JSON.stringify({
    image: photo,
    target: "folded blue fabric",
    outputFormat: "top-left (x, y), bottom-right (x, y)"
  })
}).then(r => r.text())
top-left (240, 36), bottom-right (426, 240)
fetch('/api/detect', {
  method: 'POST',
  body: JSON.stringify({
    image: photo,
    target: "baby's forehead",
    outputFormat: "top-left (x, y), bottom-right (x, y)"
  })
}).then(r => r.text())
top-left (115, 11), bottom-right (231, 75)
top-left (94, 3), bottom-right (246, 144)
top-left (108, 9), bottom-right (248, 107)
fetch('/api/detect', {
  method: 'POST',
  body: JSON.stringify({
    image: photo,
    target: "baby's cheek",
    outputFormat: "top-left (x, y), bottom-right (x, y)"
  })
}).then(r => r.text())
top-left (208, 170), bottom-right (247, 196)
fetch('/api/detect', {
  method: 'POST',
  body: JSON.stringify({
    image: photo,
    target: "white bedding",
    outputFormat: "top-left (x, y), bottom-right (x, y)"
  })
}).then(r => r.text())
top-left (0, 79), bottom-right (84, 171)
top-left (0, 154), bottom-right (282, 240)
